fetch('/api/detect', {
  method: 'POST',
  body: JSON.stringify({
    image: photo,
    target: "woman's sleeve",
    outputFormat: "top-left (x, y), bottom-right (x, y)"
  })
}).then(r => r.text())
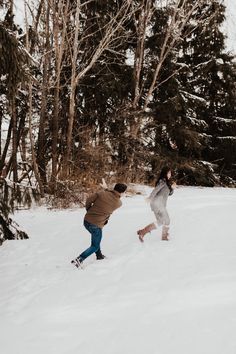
top-left (149, 180), bottom-right (165, 200)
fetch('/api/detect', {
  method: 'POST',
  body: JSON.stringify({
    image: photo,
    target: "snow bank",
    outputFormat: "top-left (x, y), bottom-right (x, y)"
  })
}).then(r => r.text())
top-left (0, 186), bottom-right (236, 354)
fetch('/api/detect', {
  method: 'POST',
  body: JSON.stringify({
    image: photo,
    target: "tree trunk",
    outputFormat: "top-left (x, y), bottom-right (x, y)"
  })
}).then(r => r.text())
top-left (37, 2), bottom-right (50, 185)
top-left (132, 0), bottom-right (152, 109)
top-left (28, 82), bottom-right (44, 196)
top-left (0, 106), bottom-right (2, 157)
top-left (50, 0), bottom-right (68, 189)
top-left (24, 0), bottom-right (44, 196)
top-left (64, 0), bottom-right (80, 178)
top-left (11, 96), bottom-right (18, 183)
top-left (0, 118), bottom-right (12, 174)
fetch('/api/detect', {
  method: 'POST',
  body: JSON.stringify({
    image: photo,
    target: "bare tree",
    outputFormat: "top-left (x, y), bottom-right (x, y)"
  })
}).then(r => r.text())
top-left (63, 0), bottom-right (133, 177)
top-left (143, 0), bottom-right (217, 110)
top-left (50, 0), bottom-right (69, 188)
top-left (24, 0), bottom-right (44, 196)
top-left (37, 0), bottom-right (50, 185)
top-left (132, 0), bottom-right (154, 109)
top-left (63, 0), bottom-right (81, 178)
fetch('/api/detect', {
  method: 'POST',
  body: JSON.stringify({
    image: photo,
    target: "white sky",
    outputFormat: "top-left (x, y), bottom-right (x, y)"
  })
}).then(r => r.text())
top-left (224, 0), bottom-right (236, 53)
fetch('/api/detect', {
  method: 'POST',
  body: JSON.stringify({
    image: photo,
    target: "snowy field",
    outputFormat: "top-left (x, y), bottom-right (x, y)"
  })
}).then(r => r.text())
top-left (0, 186), bottom-right (236, 354)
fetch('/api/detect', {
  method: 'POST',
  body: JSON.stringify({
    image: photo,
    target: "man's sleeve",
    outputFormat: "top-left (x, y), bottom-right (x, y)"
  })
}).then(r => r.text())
top-left (85, 192), bottom-right (98, 211)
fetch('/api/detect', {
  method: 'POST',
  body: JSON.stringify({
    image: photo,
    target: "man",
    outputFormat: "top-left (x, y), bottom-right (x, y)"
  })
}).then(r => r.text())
top-left (71, 183), bottom-right (127, 268)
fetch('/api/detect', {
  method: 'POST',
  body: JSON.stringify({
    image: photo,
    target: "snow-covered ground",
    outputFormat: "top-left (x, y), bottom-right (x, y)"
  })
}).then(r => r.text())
top-left (0, 186), bottom-right (236, 354)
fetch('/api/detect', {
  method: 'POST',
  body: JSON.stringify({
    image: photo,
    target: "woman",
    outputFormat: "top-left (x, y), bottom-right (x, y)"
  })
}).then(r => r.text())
top-left (137, 166), bottom-right (176, 242)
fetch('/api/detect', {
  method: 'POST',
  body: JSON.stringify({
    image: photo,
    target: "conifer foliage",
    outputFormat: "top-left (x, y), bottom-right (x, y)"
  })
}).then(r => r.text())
top-left (0, 178), bottom-right (28, 244)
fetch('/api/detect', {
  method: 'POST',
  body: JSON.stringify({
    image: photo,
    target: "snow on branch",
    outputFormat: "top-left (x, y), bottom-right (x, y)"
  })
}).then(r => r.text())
top-left (186, 115), bottom-right (208, 129)
top-left (213, 117), bottom-right (236, 124)
top-left (217, 136), bottom-right (236, 140)
top-left (179, 90), bottom-right (207, 105)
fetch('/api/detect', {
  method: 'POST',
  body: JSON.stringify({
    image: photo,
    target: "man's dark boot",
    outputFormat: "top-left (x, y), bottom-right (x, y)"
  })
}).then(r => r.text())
top-left (96, 249), bottom-right (106, 260)
top-left (71, 257), bottom-right (84, 269)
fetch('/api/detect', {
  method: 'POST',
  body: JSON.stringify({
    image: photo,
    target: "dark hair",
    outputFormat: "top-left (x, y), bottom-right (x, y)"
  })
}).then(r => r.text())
top-left (155, 166), bottom-right (172, 192)
top-left (114, 183), bottom-right (127, 194)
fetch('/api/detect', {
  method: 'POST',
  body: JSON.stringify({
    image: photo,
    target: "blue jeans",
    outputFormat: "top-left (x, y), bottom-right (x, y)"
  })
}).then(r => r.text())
top-left (79, 220), bottom-right (102, 261)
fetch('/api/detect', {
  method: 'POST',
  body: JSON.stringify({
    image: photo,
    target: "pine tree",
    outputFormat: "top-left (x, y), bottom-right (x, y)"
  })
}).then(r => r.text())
top-left (0, 3), bottom-right (31, 243)
top-left (0, 178), bottom-right (29, 244)
top-left (177, 0), bottom-right (236, 184)
top-left (145, 0), bottom-right (236, 185)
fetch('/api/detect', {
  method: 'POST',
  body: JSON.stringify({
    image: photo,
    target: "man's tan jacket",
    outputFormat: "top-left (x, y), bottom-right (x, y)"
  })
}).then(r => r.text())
top-left (84, 190), bottom-right (122, 228)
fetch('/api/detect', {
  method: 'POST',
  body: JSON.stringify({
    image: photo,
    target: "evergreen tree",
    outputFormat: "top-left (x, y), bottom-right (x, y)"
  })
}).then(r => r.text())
top-left (144, 0), bottom-right (236, 185)
top-left (1, 0), bottom-right (236, 201)
top-left (177, 0), bottom-right (236, 184)
top-left (0, 178), bottom-right (29, 244)
top-left (0, 3), bottom-right (31, 243)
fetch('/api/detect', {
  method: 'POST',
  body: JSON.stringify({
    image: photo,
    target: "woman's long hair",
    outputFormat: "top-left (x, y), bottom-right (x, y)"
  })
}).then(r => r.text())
top-left (155, 166), bottom-right (173, 192)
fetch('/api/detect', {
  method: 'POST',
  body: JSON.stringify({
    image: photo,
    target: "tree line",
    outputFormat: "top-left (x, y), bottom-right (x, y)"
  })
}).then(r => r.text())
top-left (0, 0), bottom-right (236, 204)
